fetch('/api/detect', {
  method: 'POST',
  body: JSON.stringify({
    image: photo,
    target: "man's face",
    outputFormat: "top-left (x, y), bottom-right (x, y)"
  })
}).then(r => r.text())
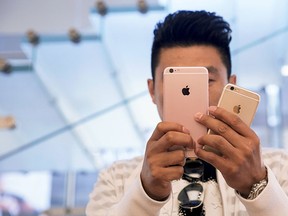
top-left (148, 45), bottom-right (236, 120)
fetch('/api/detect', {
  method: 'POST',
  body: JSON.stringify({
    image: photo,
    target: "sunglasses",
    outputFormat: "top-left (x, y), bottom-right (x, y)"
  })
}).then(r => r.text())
top-left (178, 159), bottom-right (205, 211)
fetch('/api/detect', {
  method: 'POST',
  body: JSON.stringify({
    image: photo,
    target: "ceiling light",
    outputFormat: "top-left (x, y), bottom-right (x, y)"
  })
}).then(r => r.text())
top-left (96, 0), bottom-right (108, 16)
top-left (0, 59), bottom-right (12, 74)
top-left (137, 0), bottom-right (148, 14)
top-left (68, 28), bottom-right (81, 44)
top-left (281, 65), bottom-right (288, 76)
top-left (0, 116), bottom-right (16, 129)
top-left (26, 30), bottom-right (40, 46)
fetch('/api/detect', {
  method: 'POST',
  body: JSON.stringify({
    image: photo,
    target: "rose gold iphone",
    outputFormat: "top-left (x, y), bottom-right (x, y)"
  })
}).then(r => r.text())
top-left (163, 66), bottom-right (209, 158)
top-left (205, 83), bottom-right (261, 154)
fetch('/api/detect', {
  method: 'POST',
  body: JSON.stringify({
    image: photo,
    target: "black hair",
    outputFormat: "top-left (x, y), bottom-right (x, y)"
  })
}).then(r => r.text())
top-left (151, 10), bottom-right (232, 80)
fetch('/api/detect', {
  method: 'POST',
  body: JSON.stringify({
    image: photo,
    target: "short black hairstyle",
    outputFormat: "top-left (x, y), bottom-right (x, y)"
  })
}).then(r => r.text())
top-left (151, 10), bottom-right (232, 80)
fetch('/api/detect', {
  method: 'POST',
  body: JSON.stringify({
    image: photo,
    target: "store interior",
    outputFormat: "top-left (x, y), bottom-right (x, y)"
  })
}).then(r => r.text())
top-left (0, 0), bottom-right (288, 215)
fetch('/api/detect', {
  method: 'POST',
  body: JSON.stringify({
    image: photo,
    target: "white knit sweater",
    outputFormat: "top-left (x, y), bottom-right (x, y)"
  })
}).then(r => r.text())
top-left (86, 148), bottom-right (288, 216)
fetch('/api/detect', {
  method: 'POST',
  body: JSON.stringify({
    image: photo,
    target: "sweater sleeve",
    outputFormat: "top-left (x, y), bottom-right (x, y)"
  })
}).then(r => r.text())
top-left (236, 166), bottom-right (288, 216)
top-left (86, 160), bottom-right (169, 216)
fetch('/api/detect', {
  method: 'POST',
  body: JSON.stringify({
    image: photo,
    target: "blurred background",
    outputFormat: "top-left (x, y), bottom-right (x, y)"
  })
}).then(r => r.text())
top-left (0, 0), bottom-right (288, 215)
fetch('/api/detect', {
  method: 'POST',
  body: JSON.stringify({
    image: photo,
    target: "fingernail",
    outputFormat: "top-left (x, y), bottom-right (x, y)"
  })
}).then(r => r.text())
top-left (209, 106), bottom-right (217, 112)
top-left (194, 112), bottom-right (203, 121)
top-left (182, 126), bottom-right (190, 134)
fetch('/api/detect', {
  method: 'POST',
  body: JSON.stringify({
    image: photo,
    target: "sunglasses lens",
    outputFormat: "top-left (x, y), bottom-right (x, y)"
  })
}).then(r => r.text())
top-left (183, 159), bottom-right (204, 179)
top-left (181, 200), bottom-right (202, 209)
top-left (178, 183), bottom-right (204, 209)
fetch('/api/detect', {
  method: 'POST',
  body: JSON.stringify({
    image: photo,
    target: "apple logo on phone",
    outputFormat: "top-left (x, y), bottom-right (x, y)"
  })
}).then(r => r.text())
top-left (182, 85), bottom-right (190, 96)
top-left (233, 105), bottom-right (241, 114)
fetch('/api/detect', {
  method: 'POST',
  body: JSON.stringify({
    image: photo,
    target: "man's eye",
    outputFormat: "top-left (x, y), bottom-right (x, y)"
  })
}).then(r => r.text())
top-left (209, 79), bottom-right (215, 83)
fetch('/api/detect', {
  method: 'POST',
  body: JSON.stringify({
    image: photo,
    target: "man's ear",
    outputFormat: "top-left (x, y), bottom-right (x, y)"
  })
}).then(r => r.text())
top-left (229, 74), bottom-right (237, 84)
top-left (147, 79), bottom-right (156, 104)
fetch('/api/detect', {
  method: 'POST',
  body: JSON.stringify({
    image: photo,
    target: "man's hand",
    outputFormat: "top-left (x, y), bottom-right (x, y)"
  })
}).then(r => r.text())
top-left (140, 122), bottom-right (194, 201)
top-left (194, 106), bottom-right (266, 197)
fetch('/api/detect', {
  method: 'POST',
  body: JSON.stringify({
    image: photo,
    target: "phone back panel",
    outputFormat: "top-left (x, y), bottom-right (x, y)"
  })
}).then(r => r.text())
top-left (218, 84), bottom-right (260, 126)
top-left (163, 67), bottom-right (209, 157)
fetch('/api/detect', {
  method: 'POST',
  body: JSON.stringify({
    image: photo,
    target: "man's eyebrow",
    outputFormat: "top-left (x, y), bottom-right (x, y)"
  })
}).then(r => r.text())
top-left (206, 66), bottom-right (219, 73)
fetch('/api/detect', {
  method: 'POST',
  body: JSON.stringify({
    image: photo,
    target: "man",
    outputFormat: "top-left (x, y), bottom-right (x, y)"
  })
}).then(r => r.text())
top-left (86, 10), bottom-right (288, 215)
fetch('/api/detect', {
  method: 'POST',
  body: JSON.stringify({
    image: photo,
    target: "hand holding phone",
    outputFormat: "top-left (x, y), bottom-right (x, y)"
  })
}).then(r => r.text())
top-left (205, 83), bottom-right (260, 154)
top-left (163, 67), bottom-right (209, 158)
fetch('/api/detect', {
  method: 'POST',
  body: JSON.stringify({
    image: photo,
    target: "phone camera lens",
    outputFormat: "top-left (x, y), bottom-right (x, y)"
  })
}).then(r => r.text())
top-left (169, 68), bottom-right (174, 73)
top-left (230, 86), bottom-right (235, 91)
